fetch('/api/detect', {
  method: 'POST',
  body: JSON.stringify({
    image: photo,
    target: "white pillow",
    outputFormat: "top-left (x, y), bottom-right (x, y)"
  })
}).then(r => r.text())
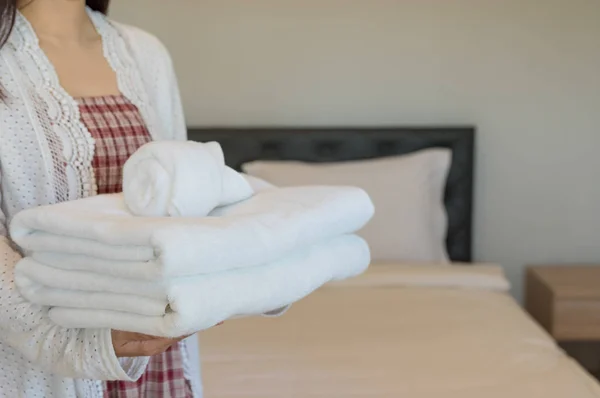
top-left (242, 148), bottom-right (451, 264)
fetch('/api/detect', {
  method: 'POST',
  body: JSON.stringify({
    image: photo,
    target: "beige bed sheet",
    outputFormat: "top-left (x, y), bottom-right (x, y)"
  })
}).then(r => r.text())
top-left (199, 265), bottom-right (600, 397)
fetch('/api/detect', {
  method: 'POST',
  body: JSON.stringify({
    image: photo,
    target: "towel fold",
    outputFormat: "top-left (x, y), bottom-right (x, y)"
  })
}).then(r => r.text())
top-left (16, 262), bottom-right (168, 315)
top-left (123, 141), bottom-right (253, 217)
top-left (11, 186), bottom-right (374, 279)
top-left (18, 235), bottom-right (370, 337)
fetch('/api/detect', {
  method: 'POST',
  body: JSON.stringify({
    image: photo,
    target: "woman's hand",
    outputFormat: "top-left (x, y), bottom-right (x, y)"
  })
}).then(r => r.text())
top-left (111, 330), bottom-right (189, 357)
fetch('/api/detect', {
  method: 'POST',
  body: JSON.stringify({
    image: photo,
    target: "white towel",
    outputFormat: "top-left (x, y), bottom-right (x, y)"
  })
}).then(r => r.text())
top-left (21, 235), bottom-right (370, 337)
top-left (16, 268), bottom-right (167, 316)
top-left (123, 141), bottom-right (253, 217)
top-left (242, 173), bottom-right (276, 192)
top-left (11, 186), bottom-right (374, 279)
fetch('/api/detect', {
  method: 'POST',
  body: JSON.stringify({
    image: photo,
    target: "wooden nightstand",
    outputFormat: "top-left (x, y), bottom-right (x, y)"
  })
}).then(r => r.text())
top-left (526, 266), bottom-right (600, 341)
top-left (525, 266), bottom-right (600, 379)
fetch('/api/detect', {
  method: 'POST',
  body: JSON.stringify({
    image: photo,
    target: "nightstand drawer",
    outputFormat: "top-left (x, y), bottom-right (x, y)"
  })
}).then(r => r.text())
top-left (554, 300), bottom-right (600, 340)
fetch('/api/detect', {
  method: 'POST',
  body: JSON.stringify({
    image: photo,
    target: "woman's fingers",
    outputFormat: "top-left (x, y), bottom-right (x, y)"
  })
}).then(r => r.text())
top-left (111, 328), bottom-right (229, 357)
top-left (111, 330), bottom-right (189, 357)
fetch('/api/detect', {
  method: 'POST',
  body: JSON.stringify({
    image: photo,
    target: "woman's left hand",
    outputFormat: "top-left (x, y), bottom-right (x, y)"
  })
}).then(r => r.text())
top-left (111, 330), bottom-right (190, 357)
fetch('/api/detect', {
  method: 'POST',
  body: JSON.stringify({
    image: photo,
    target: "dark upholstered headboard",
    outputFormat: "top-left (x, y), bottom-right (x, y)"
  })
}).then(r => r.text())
top-left (188, 127), bottom-right (475, 263)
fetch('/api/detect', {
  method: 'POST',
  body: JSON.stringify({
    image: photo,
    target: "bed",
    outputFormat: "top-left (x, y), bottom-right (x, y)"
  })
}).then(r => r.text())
top-left (188, 127), bottom-right (600, 397)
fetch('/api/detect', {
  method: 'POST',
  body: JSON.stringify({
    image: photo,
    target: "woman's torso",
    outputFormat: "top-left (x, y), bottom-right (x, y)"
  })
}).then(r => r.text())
top-left (0, 9), bottom-right (196, 398)
top-left (0, 8), bottom-right (184, 222)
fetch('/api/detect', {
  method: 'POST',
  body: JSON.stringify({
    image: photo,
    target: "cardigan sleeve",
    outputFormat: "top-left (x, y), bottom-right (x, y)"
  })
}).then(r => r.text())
top-left (117, 23), bottom-right (188, 142)
top-left (157, 29), bottom-right (187, 142)
top-left (0, 177), bottom-right (149, 381)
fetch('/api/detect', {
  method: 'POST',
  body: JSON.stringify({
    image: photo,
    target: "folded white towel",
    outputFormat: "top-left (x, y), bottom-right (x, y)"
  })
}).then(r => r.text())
top-left (16, 260), bottom-right (167, 315)
top-left (123, 141), bottom-right (253, 217)
top-left (17, 235), bottom-right (364, 316)
top-left (11, 186), bottom-right (374, 279)
top-left (22, 235), bottom-right (370, 337)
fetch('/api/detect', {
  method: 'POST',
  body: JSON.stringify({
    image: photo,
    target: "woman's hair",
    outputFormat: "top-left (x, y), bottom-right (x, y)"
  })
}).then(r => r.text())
top-left (0, 0), bottom-right (110, 98)
top-left (0, 0), bottom-right (110, 52)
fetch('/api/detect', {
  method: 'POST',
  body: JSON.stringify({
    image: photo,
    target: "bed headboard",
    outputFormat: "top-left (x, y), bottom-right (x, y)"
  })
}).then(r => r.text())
top-left (188, 127), bottom-right (475, 263)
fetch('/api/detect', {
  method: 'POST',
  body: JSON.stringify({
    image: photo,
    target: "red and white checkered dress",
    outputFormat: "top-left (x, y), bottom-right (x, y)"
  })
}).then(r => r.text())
top-left (77, 95), bottom-right (194, 398)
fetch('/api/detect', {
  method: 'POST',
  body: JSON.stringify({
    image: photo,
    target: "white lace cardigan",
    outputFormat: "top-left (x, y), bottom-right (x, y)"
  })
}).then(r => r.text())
top-left (0, 9), bottom-right (202, 398)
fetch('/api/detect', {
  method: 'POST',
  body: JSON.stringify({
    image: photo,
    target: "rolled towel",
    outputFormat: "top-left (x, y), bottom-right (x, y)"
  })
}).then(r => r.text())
top-left (242, 174), bottom-right (276, 192)
top-left (17, 235), bottom-right (371, 337)
top-left (123, 140), bottom-right (253, 217)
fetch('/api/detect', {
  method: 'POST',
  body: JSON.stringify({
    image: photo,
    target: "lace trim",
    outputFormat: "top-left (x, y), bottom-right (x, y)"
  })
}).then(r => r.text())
top-left (0, 46), bottom-right (62, 206)
top-left (9, 8), bottom-right (158, 200)
top-left (12, 13), bottom-right (97, 199)
top-left (90, 12), bottom-right (160, 143)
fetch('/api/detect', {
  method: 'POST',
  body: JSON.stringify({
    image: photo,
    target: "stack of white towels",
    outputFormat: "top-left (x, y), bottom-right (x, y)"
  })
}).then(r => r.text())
top-left (10, 141), bottom-right (374, 338)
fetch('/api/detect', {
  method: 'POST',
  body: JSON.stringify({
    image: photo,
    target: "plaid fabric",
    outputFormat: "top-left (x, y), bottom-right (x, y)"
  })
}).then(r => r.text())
top-left (103, 345), bottom-right (192, 398)
top-left (78, 95), bottom-right (193, 398)
top-left (78, 95), bottom-right (152, 195)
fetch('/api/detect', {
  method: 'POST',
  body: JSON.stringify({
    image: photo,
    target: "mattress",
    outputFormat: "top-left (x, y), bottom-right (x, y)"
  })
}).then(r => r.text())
top-left (199, 264), bottom-right (600, 398)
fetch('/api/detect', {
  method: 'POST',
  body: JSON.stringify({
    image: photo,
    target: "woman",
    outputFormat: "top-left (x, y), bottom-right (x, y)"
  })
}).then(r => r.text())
top-left (0, 0), bottom-right (200, 397)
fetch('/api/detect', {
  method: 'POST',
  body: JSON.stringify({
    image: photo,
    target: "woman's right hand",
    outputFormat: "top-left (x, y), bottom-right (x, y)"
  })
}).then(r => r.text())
top-left (111, 330), bottom-right (189, 357)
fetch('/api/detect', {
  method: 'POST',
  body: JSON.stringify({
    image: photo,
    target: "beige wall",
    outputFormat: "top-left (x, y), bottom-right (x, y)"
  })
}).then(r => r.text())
top-left (111, 0), bottom-right (600, 300)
